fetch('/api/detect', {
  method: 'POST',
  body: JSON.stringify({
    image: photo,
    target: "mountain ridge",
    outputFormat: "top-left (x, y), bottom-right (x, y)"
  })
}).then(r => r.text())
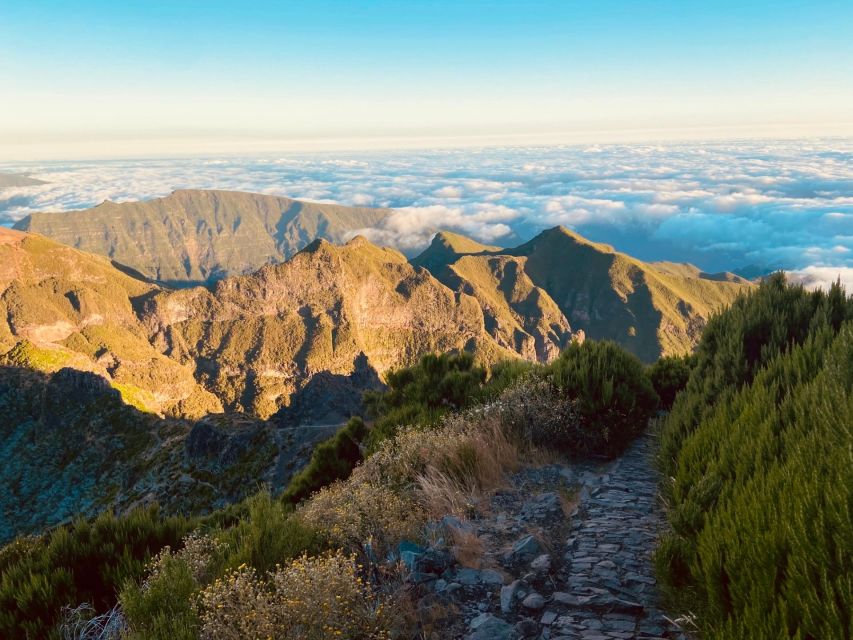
top-left (14, 189), bottom-right (392, 285)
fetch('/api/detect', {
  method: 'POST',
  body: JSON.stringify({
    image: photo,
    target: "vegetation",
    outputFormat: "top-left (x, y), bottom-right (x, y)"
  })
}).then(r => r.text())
top-left (0, 507), bottom-right (194, 639)
top-left (363, 352), bottom-right (488, 451)
top-left (551, 340), bottom-right (659, 457)
top-left (1, 337), bottom-right (662, 638)
top-left (283, 417), bottom-right (368, 505)
top-left (655, 275), bottom-right (853, 639)
top-left (647, 353), bottom-right (695, 409)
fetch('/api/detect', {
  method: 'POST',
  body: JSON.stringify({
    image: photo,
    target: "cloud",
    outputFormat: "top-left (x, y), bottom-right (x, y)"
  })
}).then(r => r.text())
top-left (787, 266), bottom-right (853, 291)
top-left (1, 138), bottom-right (851, 272)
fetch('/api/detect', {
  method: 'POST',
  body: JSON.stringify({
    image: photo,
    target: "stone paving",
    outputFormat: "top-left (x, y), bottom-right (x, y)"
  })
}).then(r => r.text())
top-left (406, 435), bottom-right (687, 639)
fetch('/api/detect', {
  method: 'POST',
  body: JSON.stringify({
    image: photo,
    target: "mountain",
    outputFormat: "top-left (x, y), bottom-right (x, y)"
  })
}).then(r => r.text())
top-left (0, 172), bottom-right (46, 188)
top-left (414, 226), bottom-right (751, 362)
top-left (0, 227), bottom-right (220, 417)
top-left (13, 189), bottom-right (391, 285)
top-left (144, 235), bottom-right (518, 417)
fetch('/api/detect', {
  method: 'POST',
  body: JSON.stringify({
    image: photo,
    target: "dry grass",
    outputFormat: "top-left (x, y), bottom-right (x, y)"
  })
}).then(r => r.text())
top-left (446, 527), bottom-right (485, 569)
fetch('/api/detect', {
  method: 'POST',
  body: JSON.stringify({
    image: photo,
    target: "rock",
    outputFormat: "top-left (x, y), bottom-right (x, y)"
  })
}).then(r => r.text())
top-left (522, 592), bottom-right (545, 610)
top-left (541, 610), bottom-right (558, 625)
top-left (467, 614), bottom-right (519, 640)
top-left (501, 580), bottom-right (523, 614)
top-left (480, 568), bottom-right (505, 585)
top-left (516, 618), bottom-right (540, 637)
top-left (457, 568), bottom-right (482, 585)
top-left (552, 591), bottom-right (579, 606)
top-left (442, 515), bottom-right (475, 535)
top-left (505, 534), bottom-right (543, 565)
top-left (530, 553), bottom-right (552, 573)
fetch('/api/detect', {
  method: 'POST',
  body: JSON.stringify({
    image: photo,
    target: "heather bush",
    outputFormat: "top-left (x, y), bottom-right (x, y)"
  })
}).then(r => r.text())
top-left (655, 277), bottom-right (853, 639)
top-left (220, 490), bottom-right (325, 575)
top-left (648, 353), bottom-right (694, 409)
top-left (283, 417), bottom-right (367, 504)
top-left (0, 506), bottom-right (194, 639)
top-left (364, 351), bottom-right (486, 451)
top-left (198, 551), bottom-right (395, 640)
top-left (551, 340), bottom-right (659, 456)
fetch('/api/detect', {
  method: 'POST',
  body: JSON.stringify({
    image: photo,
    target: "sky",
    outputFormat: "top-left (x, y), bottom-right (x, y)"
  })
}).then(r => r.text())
top-left (1, 139), bottom-right (851, 289)
top-left (2, 1), bottom-right (853, 159)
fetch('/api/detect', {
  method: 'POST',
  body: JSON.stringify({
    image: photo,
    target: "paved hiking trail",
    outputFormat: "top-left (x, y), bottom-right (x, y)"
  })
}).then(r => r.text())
top-left (410, 435), bottom-right (687, 639)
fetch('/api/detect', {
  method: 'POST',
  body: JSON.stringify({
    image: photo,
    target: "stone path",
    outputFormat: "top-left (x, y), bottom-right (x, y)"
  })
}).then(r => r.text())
top-left (406, 435), bottom-right (687, 640)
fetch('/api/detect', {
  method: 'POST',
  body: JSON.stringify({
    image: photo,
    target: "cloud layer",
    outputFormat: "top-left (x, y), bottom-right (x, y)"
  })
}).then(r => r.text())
top-left (1, 139), bottom-right (851, 279)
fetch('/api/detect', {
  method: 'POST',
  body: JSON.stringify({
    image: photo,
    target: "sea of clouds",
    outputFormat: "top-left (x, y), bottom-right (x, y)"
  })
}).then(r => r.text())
top-left (1, 139), bottom-right (851, 289)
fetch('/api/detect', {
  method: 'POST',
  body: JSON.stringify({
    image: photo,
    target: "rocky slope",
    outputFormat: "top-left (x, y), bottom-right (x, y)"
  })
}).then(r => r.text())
top-left (415, 227), bottom-right (751, 362)
top-left (14, 189), bottom-right (391, 284)
top-left (0, 227), bottom-right (220, 417)
top-left (144, 235), bottom-right (519, 417)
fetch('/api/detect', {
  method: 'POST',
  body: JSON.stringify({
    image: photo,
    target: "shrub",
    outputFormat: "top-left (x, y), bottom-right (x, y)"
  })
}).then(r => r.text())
top-left (198, 552), bottom-right (396, 640)
top-left (298, 480), bottom-right (424, 560)
top-left (648, 353), bottom-right (695, 409)
top-left (496, 376), bottom-right (581, 451)
top-left (119, 536), bottom-right (213, 640)
top-left (220, 490), bottom-right (325, 575)
top-left (283, 417), bottom-right (367, 505)
top-left (0, 506), bottom-right (194, 639)
top-left (364, 352), bottom-right (486, 451)
top-left (550, 340), bottom-right (659, 456)
top-left (655, 277), bottom-right (853, 639)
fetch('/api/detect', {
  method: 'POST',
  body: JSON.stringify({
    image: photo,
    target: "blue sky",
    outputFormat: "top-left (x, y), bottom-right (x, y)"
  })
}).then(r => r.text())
top-left (2, 1), bottom-right (852, 159)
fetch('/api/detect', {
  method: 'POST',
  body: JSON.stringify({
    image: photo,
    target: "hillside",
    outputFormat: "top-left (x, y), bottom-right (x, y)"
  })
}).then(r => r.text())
top-left (415, 227), bottom-right (751, 362)
top-left (145, 235), bottom-right (519, 417)
top-left (0, 227), bottom-right (219, 417)
top-left (13, 189), bottom-right (391, 284)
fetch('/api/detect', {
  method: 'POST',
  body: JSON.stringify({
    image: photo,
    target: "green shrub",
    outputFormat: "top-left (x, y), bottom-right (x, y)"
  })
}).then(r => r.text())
top-left (0, 506), bottom-right (194, 639)
top-left (648, 353), bottom-right (695, 409)
top-left (655, 277), bottom-right (853, 638)
top-left (220, 490), bottom-right (325, 575)
top-left (550, 340), bottom-right (659, 457)
top-left (364, 352), bottom-right (486, 451)
top-left (283, 417), bottom-right (367, 505)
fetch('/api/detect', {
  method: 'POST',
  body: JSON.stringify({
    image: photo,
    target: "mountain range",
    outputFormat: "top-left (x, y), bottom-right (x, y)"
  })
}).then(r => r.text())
top-left (0, 192), bottom-right (753, 539)
top-left (14, 189), bottom-right (391, 285)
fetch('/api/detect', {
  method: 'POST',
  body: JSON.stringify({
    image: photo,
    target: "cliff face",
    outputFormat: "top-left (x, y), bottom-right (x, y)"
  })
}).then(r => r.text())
top-left (14, 189), bottom-right (391, 285)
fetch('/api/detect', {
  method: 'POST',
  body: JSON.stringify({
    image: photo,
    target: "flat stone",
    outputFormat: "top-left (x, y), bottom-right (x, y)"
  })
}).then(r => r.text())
top-left (466, 614), bottom-right (519, 640)
top-left (522, 592), bottom-right (546, 610)
top-left (541, 610), bottom-right (559, 625)
top-left (531, 553), bottom-right (552, 573)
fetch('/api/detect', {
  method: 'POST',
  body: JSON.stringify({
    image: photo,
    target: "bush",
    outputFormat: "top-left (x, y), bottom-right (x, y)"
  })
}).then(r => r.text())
top-left (119, 533), bottom-right (225, 640)
top-left (283, 417), bottom-right (367, 505)
top-left (198, 552), bottom-right (396, 640)
top-left (220, 490), bottom-right (325, 575)
top-left (364, 352), bottom-right (486, 451)
top-left (0, 506), bottom-right (194, 639)
top-left (655, 277), bottom-right (853, 638)
top-left (648, 353), bottom-right (695, 409)
top-left (550, 340), bottom-right (659, 457)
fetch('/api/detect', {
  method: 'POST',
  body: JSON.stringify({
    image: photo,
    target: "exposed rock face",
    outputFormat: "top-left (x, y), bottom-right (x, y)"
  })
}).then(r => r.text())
top-left (144, 236), bottom-right (518, 417)
top-left (414, 227), bottom-right (750, 361)
top-left (14, 189), bottom-right (391, 284)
